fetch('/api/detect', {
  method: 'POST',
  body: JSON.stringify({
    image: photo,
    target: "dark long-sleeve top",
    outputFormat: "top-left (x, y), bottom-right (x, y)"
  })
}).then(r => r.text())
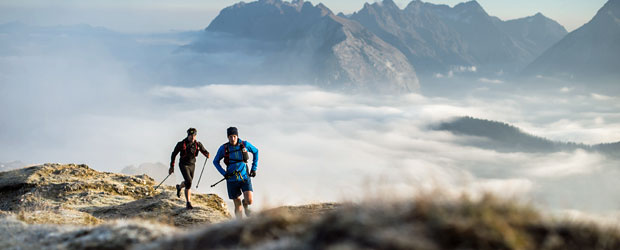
top-left (171, 138), bottom-right (209, 166)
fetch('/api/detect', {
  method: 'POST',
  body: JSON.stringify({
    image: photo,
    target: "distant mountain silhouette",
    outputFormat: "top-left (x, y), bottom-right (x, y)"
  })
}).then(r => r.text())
top-left (524, 0), bottom-right (620, 81)
top-left (435, 116), bottom-right (617, 157)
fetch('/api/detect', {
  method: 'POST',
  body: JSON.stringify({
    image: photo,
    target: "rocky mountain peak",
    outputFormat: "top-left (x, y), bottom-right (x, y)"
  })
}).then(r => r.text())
top-left (454, 0), bottom-right (485, 13)
top-left (527, 12), bottom-right (554, 23)
top-left (359, 0), bottom-right (396, 12)
top-left (428, 0), bottom-right (490, 23)
top-left (509, 11), bottom-right (566, 30)
top-left (404, 0), bottom-right (451, 14)
top-left (207, 0), bottom-right (335, 40)
top-left (315, 3), bottom-right (334, 16)
top-left (379, 0), bottom-right (400, 10)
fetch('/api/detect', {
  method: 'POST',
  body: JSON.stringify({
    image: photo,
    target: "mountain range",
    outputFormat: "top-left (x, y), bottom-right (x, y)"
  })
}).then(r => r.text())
top-left (192, 0), bottom-right (574, 92)
top-left (3, 0), bottom-right (615, 93)
top-left (202, 0), bottom-right (420, 93)
top-left (349, 0), bottom-right (567, 75)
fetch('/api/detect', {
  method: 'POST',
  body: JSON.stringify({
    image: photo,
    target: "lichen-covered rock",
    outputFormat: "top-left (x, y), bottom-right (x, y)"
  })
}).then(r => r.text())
top-left (0, 164), bottom-right (231, 227)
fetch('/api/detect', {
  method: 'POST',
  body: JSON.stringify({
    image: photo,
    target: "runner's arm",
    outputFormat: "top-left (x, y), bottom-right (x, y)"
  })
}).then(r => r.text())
top-left (245, 141), bottom-right (259, 172)
top-left (198, 142), bottom-right (210, 158)
top-left (170, 142), bottom-right (181, 167)
top-left (212, 145), bottom-right (227, 176)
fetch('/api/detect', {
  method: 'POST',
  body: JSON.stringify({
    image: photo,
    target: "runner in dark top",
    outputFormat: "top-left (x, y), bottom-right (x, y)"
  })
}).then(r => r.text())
top-left (170, 127), bottom-right (209, 209)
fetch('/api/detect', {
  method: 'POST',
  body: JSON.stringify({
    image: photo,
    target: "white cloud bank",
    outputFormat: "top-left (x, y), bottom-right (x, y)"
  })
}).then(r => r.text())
top-left (5, 82), bottom-right (619, 212)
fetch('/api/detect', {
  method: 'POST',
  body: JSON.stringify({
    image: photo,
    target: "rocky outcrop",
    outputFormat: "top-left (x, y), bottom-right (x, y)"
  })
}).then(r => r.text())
top-left (0, 163), bottom-right (231, 227)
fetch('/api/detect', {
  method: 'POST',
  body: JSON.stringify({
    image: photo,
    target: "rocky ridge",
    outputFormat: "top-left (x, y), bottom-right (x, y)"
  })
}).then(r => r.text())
top-left (0, 163), bottom-right (231, 227)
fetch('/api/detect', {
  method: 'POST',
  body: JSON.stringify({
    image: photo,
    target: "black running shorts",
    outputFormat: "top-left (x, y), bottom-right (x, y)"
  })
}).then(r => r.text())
top-left (179, 163), bottom-right (195, 188)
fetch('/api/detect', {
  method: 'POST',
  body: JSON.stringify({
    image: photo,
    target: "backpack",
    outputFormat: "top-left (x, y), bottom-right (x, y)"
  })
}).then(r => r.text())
top-left (181, 140), bottom-right (199, 158)
top-left (224, 140), bottom-right (249, 166)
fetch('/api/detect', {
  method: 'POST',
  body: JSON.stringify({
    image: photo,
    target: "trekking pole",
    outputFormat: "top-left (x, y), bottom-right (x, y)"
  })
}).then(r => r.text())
top-left (154, 174), bottom-right (171, 191)
top-left (210, 177), bottom-right (226, 188)
top-left (195, 157), bottom-right (208, 188)
top-left (210, 170), bottom-right (240, 187)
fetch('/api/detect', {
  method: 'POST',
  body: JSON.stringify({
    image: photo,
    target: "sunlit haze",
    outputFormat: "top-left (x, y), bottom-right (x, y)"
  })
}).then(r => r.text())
top-left (0, 0), bottom-right (607, 32)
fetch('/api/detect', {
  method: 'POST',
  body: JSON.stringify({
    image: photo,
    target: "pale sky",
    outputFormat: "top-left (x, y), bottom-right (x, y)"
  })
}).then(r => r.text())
top-left (0, 0), bottom-right (609, 33)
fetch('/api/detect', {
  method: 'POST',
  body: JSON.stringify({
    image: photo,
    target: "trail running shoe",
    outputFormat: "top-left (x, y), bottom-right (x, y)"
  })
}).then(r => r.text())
top-left (176, 184), bottom-right (182, 198)
top-left (186, 202), bottom-right (193, 210)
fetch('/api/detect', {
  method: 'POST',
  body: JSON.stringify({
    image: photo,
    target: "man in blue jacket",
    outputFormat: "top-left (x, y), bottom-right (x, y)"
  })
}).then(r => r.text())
top-left (213, 127), bottom-right (259, 219)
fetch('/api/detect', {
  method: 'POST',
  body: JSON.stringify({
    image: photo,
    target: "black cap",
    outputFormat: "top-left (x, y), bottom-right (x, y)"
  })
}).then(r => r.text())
top-left (187, 128), bottom-right (197, 135)
top-left (227, 127), bottom-right (238, 136)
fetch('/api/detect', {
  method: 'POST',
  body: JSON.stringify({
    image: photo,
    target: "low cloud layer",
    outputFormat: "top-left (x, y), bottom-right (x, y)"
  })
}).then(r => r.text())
top-left (3, 81), bottom-right (619, 213)
top-left (1, 24), bottom-right (620, 215)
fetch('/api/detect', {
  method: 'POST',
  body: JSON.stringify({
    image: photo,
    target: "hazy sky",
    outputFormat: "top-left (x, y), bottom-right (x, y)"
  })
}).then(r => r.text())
top-left (0, 0), bottom-right (608, 33)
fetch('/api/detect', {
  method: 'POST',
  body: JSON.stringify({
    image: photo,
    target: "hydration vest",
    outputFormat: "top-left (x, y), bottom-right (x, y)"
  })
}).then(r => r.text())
top-left (181, 140), bottom-right (199, 158)
top-left (224, 140), bottom-right (249, 166)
